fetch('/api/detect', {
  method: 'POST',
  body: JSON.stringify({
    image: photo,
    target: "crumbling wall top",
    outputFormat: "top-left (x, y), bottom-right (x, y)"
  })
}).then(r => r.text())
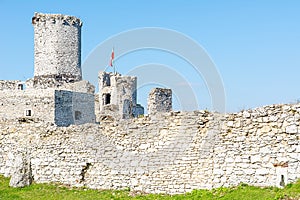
top-left (148, 88), bottom-right (172, 115)
top-left (32, 12), bottom-right (82, 27)
top-left (0, 80), bottom-right (23, 91)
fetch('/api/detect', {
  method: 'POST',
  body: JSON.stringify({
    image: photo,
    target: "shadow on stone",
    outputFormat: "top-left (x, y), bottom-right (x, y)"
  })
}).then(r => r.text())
top-left (9, 154), bottom-right (32, 188)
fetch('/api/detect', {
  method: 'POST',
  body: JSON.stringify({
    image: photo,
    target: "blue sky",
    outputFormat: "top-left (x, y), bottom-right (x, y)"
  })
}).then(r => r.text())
top-left (0, 0), bottom-right (300, 112)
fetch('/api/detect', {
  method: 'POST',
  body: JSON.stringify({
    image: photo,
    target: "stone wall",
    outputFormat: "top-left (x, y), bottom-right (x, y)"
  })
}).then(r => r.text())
top-left (61, 80), bottom-right (95, 94)
top-left (94, 93), bottom-right (100, 122)
top-left (53, 90), bottom-right (95, 126)
top-left (0, 103), bottom-right (299, 194)
top-left (0, 89), bottom-right (95, 126)
top-left (0, 80), bottom-right (23, 91)
top-left (148, 88), bottom-right (172, 115)
top-left (214, 104), bottom-right (300, 188)
top-left (26, 78), bottom-right (95, 94)
top-left (0, 89), bottom-right (56, 122)
top-left (32, 12), bottom-right (82, 83)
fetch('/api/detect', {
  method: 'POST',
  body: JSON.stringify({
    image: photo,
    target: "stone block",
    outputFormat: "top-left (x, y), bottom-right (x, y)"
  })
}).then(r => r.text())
top-left (286, 125), bottom-right (298, 134)
top-left (9, 155), bottom-right (32, 188)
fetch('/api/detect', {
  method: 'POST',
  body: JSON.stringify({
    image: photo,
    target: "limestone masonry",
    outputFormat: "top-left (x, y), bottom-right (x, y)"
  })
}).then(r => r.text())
top-left (148, 88), bottom-right (172, 115)
top-left (0, 12), bottom-right (299, 194)
top-left (32, 12), bottom-right (82, 84)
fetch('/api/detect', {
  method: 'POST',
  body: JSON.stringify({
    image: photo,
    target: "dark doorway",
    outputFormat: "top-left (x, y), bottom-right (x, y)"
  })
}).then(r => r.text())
top-left (104, 94), bottom-right (111, 105)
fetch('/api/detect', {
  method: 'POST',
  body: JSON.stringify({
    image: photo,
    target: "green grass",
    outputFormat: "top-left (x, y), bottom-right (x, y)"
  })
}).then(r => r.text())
top-left (0, 175), bottom-right (299, 200)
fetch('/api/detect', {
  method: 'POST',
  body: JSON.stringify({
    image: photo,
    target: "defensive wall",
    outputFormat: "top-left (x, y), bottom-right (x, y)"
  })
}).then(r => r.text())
top-left (0, 103), bottom-right (299, 194)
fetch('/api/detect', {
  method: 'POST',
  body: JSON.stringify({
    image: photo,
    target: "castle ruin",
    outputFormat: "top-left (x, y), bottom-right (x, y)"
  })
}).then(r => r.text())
top-left (0, 13), bottom-right (299, 194)
top-left (0, 12), bottom-right (169, 126)
top-left (97, 71), bottom-right (144, 120)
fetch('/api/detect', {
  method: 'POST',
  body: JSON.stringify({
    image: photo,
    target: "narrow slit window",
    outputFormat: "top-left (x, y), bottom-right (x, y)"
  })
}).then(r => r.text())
top-left (103, 76), bottom-right (111, 86)
top-left (18, 84), bottom-right (24, 90)
top-left (280, 175), bottom-right (285, 187)
top-left (25, 110), bottom-right (32, 117)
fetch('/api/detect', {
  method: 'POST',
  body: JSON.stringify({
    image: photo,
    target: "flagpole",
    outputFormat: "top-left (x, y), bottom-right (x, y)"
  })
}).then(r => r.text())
top-left (108, 47), bottom-right (116, 74)
top-left (104, 65), bottom-right (109, 72)
top-left (113, 60), bottom-right (116, 74)
top-left (113, 47), bottom-right (116, 74)
top-left (114, 63), bottom-right (117, 74)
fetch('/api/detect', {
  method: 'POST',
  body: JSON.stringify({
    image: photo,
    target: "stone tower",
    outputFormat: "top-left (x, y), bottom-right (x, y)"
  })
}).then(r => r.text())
top-left (32, 13), bottom-right (82, 85)
top-left (98, 71), bottom-right (144, 119)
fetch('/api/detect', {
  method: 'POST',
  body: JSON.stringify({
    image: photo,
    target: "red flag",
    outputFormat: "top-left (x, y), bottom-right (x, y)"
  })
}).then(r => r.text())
top-left (109, 48), bottom-right (114, 67)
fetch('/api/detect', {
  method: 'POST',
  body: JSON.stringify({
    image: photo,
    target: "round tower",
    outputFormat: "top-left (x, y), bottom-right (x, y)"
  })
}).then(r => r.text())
top-left (32, 12), bottom-right (82, 84)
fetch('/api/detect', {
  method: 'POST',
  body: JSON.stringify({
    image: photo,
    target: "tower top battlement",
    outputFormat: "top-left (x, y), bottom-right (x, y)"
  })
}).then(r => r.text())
top-left (32, 12), bottom-right (82, 27)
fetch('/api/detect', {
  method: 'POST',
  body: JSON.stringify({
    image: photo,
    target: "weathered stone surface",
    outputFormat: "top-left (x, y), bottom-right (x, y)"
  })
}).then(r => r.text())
top-left (0, 80), bottom-right (23, 91)
top-left (0, 89), bottom-right (95, 126)
top-left (32, 12), bottom-right (82, 83)
top-left (286, 125), bottom-right (297, 134)
top-left (9, 155), bottom-right (32, 188)
top-left (98, 71), bottom-right (144, 120)
top-left (0, 103), bottom-right (299, 194)
top-left (148, 88), bottom-right (172, 115)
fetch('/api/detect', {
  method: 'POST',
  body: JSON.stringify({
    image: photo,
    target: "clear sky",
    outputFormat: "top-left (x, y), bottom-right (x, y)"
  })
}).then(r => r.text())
top-left (0, 0), bottom-right (299, 112)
